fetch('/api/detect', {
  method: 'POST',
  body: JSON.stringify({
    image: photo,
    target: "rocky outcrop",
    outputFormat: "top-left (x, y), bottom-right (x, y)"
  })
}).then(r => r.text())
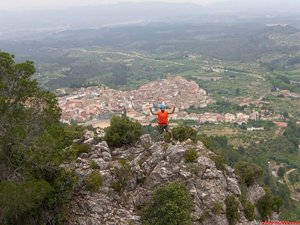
top-left (247, 183), bottom-right (265, 204)
top-left (66, 134), bottom-right (262, 225)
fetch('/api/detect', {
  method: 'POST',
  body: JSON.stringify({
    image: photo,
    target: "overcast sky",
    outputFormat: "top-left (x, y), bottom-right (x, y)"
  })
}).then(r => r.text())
top-left (0, 0), bottom-right (228, 11)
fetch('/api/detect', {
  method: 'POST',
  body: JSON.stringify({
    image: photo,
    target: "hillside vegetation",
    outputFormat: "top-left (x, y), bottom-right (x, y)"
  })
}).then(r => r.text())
top-left (0, 51), bottom-right (84, 224)
top-left (2, 23), bottom-right (299, 92)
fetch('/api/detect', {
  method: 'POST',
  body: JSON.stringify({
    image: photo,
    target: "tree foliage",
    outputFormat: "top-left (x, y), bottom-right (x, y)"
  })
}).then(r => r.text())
top-left (111, 159), bottom-right (132, 192)
top-left (211, 155), bottom-right (226, 171)
top-left (0, 51), bottom-right (77, 224)
top-left (0, 180), bottom-right (52, 218)
top-left (188, 100), bottom-right (245, 114)
top-left (225, 195), bottom-right (240, 225)
top-left (85, 171), bottom-right (104, 192)
top-left (141, 182), bottom-right (194, 225)
top-left (234, 161), bottom-right (263, 186)
top-left (184, 148), bottom-right (198, 163)
top-left (256, 189), bottom-right (282, 221)
top-left (104, 115), bottom-right (143, 147)
top-left (283, 121), bottom-right (300, 150)
top-left (172, 126), bottom-right (197, 142)
top-left (240, 197), bottom-right (255, 221)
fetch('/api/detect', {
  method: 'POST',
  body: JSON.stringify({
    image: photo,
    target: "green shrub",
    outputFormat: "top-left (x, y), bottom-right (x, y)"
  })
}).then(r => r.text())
top-left (90, 160), bottom-right (99, 169)
top-left (105, 116), bottom-right (143, 147)
top-left (163, 131), bottom-right (172, 143)
top-left (184, 149), bottom-right (198, 163)
top-left (272, 196), bottom-right (283, 213)
top-left (256, 191), bottom-right (273, 221)
top-left (141, 182), bottom-right (194, 225)
top-left (234, 161), bottom-right (263, 186)
top-left (93, 136), bottom-right (103, 143)
top-left (0, 180), bottom-right (53, 218)
top-left (211, 155), bottom-right (226, 171)
top-left (225, 195), bottom-right (240, 225)
top-left (213, 201), bottom-right (223, 215)
top-left (277, 167), bottom-right (285, 178)
top-left (111, 159), bottom-right (132, 192)
top-left (51, 169), bottom-right (78, 205)
top-left (62, 124), bottom-right (84, 147)
top-left (73, 143), bottom-right (91, 156)
top-left (85, 171), bottom-right (103, 192)
top-left (173, 126), bottom-right (198, 142)
top-left (241, 199), bottom-right (255, 221)
top-left (198, 134), bottom-right (214, 150)
top-left (256, 189), bottom-right (282, 221)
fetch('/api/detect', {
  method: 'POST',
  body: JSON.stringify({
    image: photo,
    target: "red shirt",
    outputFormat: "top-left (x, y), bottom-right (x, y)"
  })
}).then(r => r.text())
top-left (158, 111), bottom-right (168, 125)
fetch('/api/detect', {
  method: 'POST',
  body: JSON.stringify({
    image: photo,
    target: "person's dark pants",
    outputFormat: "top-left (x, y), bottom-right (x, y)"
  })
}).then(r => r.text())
top-left (158, 124), bottom-right (173, 140)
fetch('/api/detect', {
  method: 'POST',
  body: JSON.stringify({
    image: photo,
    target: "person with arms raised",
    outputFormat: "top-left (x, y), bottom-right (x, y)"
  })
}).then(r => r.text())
top-left (149, 104), bottom-right (175, 142)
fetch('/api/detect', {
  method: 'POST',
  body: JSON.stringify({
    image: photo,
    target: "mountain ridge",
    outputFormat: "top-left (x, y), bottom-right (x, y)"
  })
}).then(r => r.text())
top-left (1, 1), bottom-right (300, 36)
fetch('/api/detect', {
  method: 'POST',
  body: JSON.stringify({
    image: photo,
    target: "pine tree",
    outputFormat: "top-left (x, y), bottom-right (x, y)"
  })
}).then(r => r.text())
top-left (0, 51), bottom-right (76, 224)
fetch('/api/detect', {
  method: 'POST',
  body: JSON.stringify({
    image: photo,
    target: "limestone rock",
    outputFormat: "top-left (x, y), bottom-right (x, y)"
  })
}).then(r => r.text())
top-left (66, 140), bottom-right (262, 225)
top-left (83, 137), bottom-right (94, 145)
top-left (96, 128), bottom-right (105, 138)
top-left (102, 151), bottom-right (112, 161)
top-left (79, 153), bottom-right (89, 159)
top-left (140, 134), bottom-right (153, 146)
top-left (226, 177), bottom-right (241, 196)
top-left (99, 141), bottom-right (110, 152)
top-left (247, 183), bottom-right (265, 204)
top-left (84, 130), bottom-right (95, 139)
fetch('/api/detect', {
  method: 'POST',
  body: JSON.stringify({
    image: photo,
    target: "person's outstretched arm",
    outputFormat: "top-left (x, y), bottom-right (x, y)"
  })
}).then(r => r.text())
top-left (149, 107), bottom-right (158, 115)
top-left (168, 106), bottom-right (176, 114)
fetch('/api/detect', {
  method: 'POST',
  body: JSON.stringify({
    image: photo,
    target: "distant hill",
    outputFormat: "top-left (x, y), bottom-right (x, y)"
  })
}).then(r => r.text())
top-left (1, 0), bottom-right (300, 40)
top-left (1, 20), bottom-right (299, 91)
top-left (0, 2), bottom-right (203, 35)
top-left (262, 24), bottom-right (300, 35)
top-left (207, 0), bottom-right (300, 13)
top-left (41, 23), bottom-right (298, 62)
top-left (196, 25), bottom-right (300, 61)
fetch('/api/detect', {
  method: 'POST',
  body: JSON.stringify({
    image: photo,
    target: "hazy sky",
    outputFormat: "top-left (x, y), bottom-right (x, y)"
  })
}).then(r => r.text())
top-left (0, 0), bottom-right (227, 11)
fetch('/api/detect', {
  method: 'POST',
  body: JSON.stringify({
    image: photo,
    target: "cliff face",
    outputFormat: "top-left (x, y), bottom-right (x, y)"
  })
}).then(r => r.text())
top-left (65, 132), bottom-right (264, 225)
